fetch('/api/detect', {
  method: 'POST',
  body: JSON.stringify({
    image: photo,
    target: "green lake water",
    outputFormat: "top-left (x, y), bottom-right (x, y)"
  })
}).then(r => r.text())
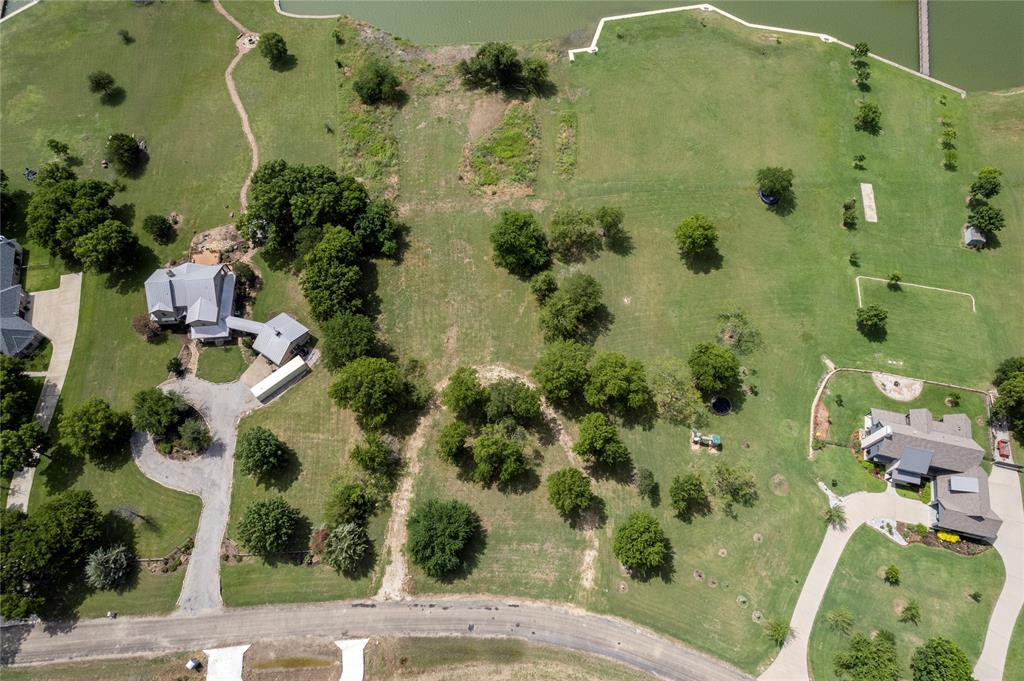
top-left (278, 0), bottom-right (1024, 91)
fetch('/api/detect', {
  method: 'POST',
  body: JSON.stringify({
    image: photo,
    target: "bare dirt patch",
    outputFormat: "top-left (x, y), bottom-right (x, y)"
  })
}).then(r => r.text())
top-left (752, 610), bottom-right (764, 623)
top-left (467, 95), bottom-right (507, 143)
top-left (814, 400), bottom-right (831, 442)
top-left (871, 372), bottom-right (924, 401)
top-left (190, 224), bottom-right (247, 264)
top-left (753, 532), bottom-right (763, 543)
top-left (770, 473), bottom-right (790, 496)
top-left (693, 569), bottom-right (705, 582)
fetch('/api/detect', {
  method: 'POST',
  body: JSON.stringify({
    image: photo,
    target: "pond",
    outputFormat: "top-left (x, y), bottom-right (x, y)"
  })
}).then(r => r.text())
top-left (278, 0), bottom-right (1023, 92)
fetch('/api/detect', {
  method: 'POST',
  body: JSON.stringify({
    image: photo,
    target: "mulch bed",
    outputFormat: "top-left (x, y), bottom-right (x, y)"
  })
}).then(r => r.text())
top-left (897, 522), bottom-right (991, 556)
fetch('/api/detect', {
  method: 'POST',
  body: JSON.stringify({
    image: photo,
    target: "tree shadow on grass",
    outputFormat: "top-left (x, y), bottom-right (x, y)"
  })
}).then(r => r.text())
top-left (100, 87), bottom-right (126, 107)
top-left (497, 466), bottom-right (540, 495)
top-left (106, 244), bottom-right (159, 294)
top-left (0, 623), bottom-right (31, 665)
top-left (339, 538), bottom-right (377, 580)
top-left (857, 325), bottom-right (888, 343)
top-left (606, 230), bottom-right (634, 257)
top-left (682, 248), bottom-right (724, 275)
top-left (270, 54), bottom-right (298, 72)
top-left (262, 514), bottom-right (314, 567)
top-left (628, 541), bottom-right (675, 585)
top-left (587, 457), bottom-right (635, 485)
top-left (569, 495), bottom-right (607, 531)
top-left (256, 444), bottom-right (302, 492)
top-left (766, 192), bottom-right (797, 217)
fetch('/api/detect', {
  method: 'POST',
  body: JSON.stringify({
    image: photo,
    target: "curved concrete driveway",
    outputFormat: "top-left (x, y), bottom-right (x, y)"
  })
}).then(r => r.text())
top-left (759, 487), bottom-right (933, 681)
top-left (132, 377), bottom-right (259, 614)
top-left (2, 598), bottom-right (751, 681)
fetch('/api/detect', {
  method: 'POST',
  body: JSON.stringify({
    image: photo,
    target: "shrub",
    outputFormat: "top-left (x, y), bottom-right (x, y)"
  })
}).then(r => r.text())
top-left (548, 207), bottom-right (600, 263)
top-left (471, 432), bottom-right (528, 487)
top-left (349, 432), bottom-right (394, 479)
top-left (85, 544), bottom-right (133, 590)
top-left (900, 599), bottom-right (921, 625)
top-left (142, 214), bottom-right (175, 245)
top-left (529, 271), bottom-right (558, 303)
top-left (441, 367), bottom-right (488, 420)
top-left (324, 477), bottom-right (376, 526)
top-left (613, 511), bottom-right (669, 573)
top-left (546, 468), bottom-right (594, 517)
top-left (353, 57), bottom-right (401, 105)
top-left (669, 473), bottom-right (711, 520)
top-left (936, 531), bottom-right (961, 543)
top-left (132, 313), bottom-right (162, 342)
top-left (635, 468), bottom-right (657, 503)
top-left (407, 499), bottom-right (481, 579)
top-left (884, 564), bottom-right (900, 585)
top-left (437, 420), bottom-right (472, 464)
top-left (237, 496), bottom-right (301, 555)
top-left (322, 522), bottom-right (371, 574)
top-left (538, 272), bottom-right (604, 342)
top-left (764, 619), bottom-right (792, 647)
top-left (910, 637), bottom-right (972, 681)
top-left (826, 608), bottom-right (854, 635)
top-left (970, 166), bottom-right (1002, 199)
top-left (943, 148), bottom-right (958, 170)
top-left (842, 199), bottom-right (858, 228)
top-left (912, 522), bottom-right (929, 536)
top-left (166, 356), bottom-right (184, 376)
top-left (970, 590), bottom-right (982, 603)
top-left (178, 418), bottom-right (211, 453)
top-left (834, 632), bottom-right (900, 681)
top-left (854, 101), bottom-right (882, 133)
top-left (259, 32), bottom-right (288, 65)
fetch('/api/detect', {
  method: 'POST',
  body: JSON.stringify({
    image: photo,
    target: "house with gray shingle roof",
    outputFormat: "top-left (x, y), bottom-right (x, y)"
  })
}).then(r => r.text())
top-left (1, 236), bottom-right (42, 358)
top-left (861, 407), bottom-right (1001, 541)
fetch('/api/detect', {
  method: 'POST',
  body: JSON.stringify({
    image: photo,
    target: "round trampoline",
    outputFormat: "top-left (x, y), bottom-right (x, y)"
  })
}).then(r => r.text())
top-left (758, 190), bottom-right (780, 205)
top-left (711, 396), bottom-right (733, 415)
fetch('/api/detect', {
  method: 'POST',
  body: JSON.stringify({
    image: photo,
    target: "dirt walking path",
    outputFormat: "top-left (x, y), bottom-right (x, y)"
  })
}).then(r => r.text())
top-left (212, 0), bottom-right (259, 212)
top-left (375, 364), bottom-right (597, 600)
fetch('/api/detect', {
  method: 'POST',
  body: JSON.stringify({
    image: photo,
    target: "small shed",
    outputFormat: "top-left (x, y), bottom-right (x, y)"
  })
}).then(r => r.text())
top-left (963, 224), bottom-right (987, 248)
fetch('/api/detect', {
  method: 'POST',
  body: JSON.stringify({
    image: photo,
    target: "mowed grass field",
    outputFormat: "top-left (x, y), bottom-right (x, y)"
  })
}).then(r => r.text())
top-left (808, 527), bottom-right (1004, 680)
top-left (1, 1), bottom-right (1021, 673)
top-left (196, 344), bottom-right (250, 383)
top-left (1, 0), bottom-right (246, 613)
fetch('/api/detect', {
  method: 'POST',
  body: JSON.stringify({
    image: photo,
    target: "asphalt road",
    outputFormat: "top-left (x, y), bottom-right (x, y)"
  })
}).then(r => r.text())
top-left (2, 598), bottom-right (752, 681)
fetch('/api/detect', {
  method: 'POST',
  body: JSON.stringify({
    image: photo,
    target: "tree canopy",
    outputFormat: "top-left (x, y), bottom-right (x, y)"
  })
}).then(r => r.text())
top-left (856, 304), bottom-right (888, 336)
top-left (259, 32), bottom-right (289, 64)
top-left (687, 342), bottom-right (741, 397)
top-left (490, 209), bottom-right (551, 278)
top-left (970, 166), bottom-right (1002, 200)
top-left (992, 373), bottom-right (1024, 432)
top-left (471, 432), bottom-right (528, 487)
top-left (548, 207), bottom-right (601, 263)
top-left (457, 42), bottom-right (548, 94)
top-left (994, 356), bottom-right (1024, 386)
top-left (105, 133), bottom-right (141, 176)
top-left (26, 178), bottom-right (119, 261)
top-left (0, 355), bottom-right (36, 430)
top-left (322, 522), bottom-right (371, 575)
top-left (72, 219), bottom-right (139, 274)
top-left (0, 422), bottom-right (46, 479)
top-left (675, 214), bottom-right (718, 257)
top-left (236, 496), bottom-right (301, 555)
top-left (574, 412), bottom-right (630, 467)
top-left (532, 339), bottom-right (592, 402)
top-left (300, 225), bottom-right (364, 322)
top-left (353, 57), bottom-right (402, 105)
top-left (437, 420), bottom-right (472, 464)
top-left (85, 544), bottom-right (133, 591)
top-left (613, 511), bottom-right (669, 573)
top-left (59, 398), bottom-right (132, 466)
top-left (131, 388), bottom-right (186, 438)
top-left (236, 426), bottom-right (289, 481)
top-left (584, 352), bottom-right (653, 413)
top-left (910, 637), bottom-right (972, 681)
top-left (539, 273), bottom-right (604, 342)
top-left (854, 101), bottom-right (882, 133)
top-left (87, 70), bottom-right (116, 94)
top-left (485, 377), bottom-right (540, 425)
top-left (968, 203), bottom-right (1005, 234)
top-left (142, 214), bottom-right (175, 245)
top-left (0, 490), bottom-right (103, 619)
top-left (670, 473), bottom-right (711, 520)
top-left (441, 367), bottom-right (488, 420)
top-left (833, 632), bottom-right (900, 681)
top-left (546, 467), bottom-right (593, 517)
top-left (328, 357), bottom-right (409, 429)
top-left (407, 498), bottom-right (481, 579)
top-left (756, 167), bottom-right (794, 199)
top-left (650, 360), bottom-right (709, 427)
top-left (324, 476), bottom-right (376, 526)
top-left (320, 312), bottom-right (376, 371)
top-left (352, 198), bottom-right (402, 258)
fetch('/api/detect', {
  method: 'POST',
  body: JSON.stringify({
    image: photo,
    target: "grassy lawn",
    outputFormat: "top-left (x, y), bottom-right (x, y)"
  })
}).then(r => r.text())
top-left (20, 337), bottom-right (52, 372)
top-left (1, 0), bottom-right (245, 615)
top-left (196, 343), bottom-right (250, 383)
top-left (364, 637), bottom-right (650, 680)
top-left (1, 651), bottom-right (205, 681)
top-left (408, 413), bottom-right (589, 600)
top-left (1008, 609), bottom-right (1024, 681)
top-left (808, 526), bottom-right (1004, 680)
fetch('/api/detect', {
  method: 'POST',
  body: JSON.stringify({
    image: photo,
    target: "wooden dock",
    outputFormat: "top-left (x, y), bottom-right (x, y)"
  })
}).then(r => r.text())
top-left (918, 0), bottom-right (930, 76)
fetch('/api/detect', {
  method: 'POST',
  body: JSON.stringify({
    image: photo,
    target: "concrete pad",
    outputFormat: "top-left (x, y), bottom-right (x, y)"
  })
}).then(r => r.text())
top-left (336, 639), bottom-right (369, 681)
top-left (204, 644), bottom-right (249, 681)
top-left (240, 355), bottom-right (273, 388)
top-left (860, 182), bottom-right (878, 222)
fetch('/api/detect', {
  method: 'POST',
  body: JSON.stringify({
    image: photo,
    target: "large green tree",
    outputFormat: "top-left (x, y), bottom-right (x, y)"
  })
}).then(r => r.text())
top-left (236, 496), bottom-right (301, 555)
top-left (320, 312), bottom-right (376, 371)
top-left (0, 356), bottom-right (35, 430)
top-left (485, 377), bottom-right (540, 425)
top-left (548, 207), bottom-right (601, 263)
top-left (236, 426), bottom-right (288, 481)
top-left (0, 422), bottom-right (47, 479)
top-left (59, 398), bottom-right (132, 466)
top-left (992, 373), bottom-right (1024, 431)
top-left (490, 210), bottom-right (551, 278)
top-left (970, 166), bottom-right (1002, 200)
top-left (328, 357), bottom-right (408, 429)
top-left (407, 498), bottom-right (481, 579)
top-left (968, 204), bottom-right (1005, 234)
top-left (441, 367), bottom-right (488, 420)
top-left (612, 511), bottom-right (669, 573)
top-left (546, 467), bottom-right (593, 517)
top-left (300, 225), bottom-right (364, 322)
top-left (574, 412), bottom-right (630, 467)
top-left (687, 342), bottom-right (741, 397)
top-left (259, 32), bottom-right (289, 65)
top-left (670, 473), bottom-right (711, 520)
top-left (675, 214), bottom-right (718, 257)
top-left (0, 490), bottom-right (103, 619)
top-left (26, 179), bottom-right (118, 260)
top-left (756, 167), bottom-right (794, 199)
top-left (72, 219), bottom-right (139, 274)
top-left (324, 476), bottom-right (376, 526)
top-left (323, 522), bottom-right (371, 575)
top-left (532, 340), bottom-right (592, 402)
top-left (131, 389), bottom-right (186, 439)
top-left (650, 360), bottom-right (709, 427)
top-left (352, 198), bottom-right (402, 258)
top-left (539, 273), bottom-right (604, 342)
top-left (105, 133), bottom-right (141, 176)
top-left (353, 57), bottom-right (402, 105)
top-left (994, 356), bottom-right (1024, 386)
top-left (584, 352), bottom-right (653, 413)
top-left (472, 432), bottom-right (528, 487)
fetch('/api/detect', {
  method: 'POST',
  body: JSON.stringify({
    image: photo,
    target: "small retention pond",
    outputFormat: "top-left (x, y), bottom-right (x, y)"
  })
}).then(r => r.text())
top-left (278, 0), bottom-right (1023, 92)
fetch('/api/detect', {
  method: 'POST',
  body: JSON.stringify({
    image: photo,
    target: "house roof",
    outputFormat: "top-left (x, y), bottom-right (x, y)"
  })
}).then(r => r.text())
top-left (898, 447), bottom-right (933, 475)
top-left (0, 237), bottom-right (22, 290)
top-left (867, 408), bottom-right (983, 473)
top-left (1, 313), bottom-right (39, 357)
top-left (252, 312), bottom-right (309, 365)
top-left (188, 272), bottom-right (235, 341)
top-left (934, 466), bottom-right (1002, 540)
top-left (145, 263), bottom-right (224, 321)
top-left (892, 470), bottom-right (922, 486)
